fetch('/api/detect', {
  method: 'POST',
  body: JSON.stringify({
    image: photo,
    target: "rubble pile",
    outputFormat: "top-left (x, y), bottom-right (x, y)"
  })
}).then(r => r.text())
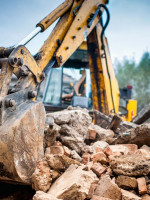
top-left (2, 106), bottom-right (150, 200)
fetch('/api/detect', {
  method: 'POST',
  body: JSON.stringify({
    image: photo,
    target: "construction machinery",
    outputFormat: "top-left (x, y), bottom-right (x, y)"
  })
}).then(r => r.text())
top-left (0, 0), bottom-right (137, 184)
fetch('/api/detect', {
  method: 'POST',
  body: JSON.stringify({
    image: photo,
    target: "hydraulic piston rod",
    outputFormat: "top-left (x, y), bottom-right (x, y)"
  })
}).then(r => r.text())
top-left (15, 0), bottom-right (73, 47)
top-left (16, 27), bottom-right (42, 46)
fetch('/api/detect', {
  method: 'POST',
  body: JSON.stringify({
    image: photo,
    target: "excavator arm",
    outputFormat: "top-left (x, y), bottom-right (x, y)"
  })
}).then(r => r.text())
top-left (0, 0), bottom-right (126, 184)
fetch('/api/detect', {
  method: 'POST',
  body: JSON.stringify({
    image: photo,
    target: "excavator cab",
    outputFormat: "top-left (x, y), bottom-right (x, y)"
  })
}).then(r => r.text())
top-left (37, 45), bottom-right (92, 111)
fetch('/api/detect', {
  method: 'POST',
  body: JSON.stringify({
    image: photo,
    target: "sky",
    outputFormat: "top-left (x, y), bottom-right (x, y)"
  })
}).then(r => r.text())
top-left (0, 0), bottom-right (150, 64)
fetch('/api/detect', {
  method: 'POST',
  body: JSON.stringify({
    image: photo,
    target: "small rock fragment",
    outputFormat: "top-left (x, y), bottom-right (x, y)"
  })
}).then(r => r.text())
top-left (50, 146), bottom-right (64, 155)
top-left (116, 175), bottom-right (137, 189)
top-left (121, 189), bottom-right (141, 200)
top-left (141, 194), bottom-right (150, 200)
top-left (70, 150), bottom-right (82, 162)
top-left (33, 191), bottom-right (61, 200)
top-left (92, 196), bottom-right (112, 200)
top-left (92, 152), bottom-right (108, 164)
top-left (46, 154), bottom-right (80, 171)
top-left (91, 163), bottom-right (106, 177)
top-left (137, 177), bottom-right (147, 195)
top-left (32, 158), bottom-right (52, 192)
top-left (88, 127), bottom-right (97, 140)
top-left (82, 153), bottom-right (91, 164)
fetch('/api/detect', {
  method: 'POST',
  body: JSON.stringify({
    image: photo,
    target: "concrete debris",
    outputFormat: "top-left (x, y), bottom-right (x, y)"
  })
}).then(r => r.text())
top-left (142, 194), bottom-right (150, 200)
top-left (33, 191), bottom-right (62, 200)
top-left (59, 124), bottom-right (86, 153)
top-left (121, 189), bottom-right (142, 200)
top-left (48, 164), bottom-right (98, 200)
top-left (2, 106), bottom-right (150, 200)
top-left (32, 158), bottom-right (52, 192)
top-left (93, 175), bottom-right (122, 200)
top-left (46, 154), bottom-right (80, 171)
top-left (113, 123), bottom-right (150, 147)
top-left (44, 123), bottom-right (61, 148)
top-left (116, 175), bottom-right (137, 189)
top-left (110, 154), bottom-right (150, 176)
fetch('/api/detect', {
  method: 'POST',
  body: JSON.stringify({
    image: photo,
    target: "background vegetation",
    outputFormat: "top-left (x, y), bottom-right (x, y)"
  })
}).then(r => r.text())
top-left (115, 52), bottom-right (150, 111)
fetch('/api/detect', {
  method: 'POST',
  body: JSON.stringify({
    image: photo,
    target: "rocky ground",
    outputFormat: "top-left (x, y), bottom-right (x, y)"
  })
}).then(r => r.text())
top-left (1, 106), bottom-right (150, 200)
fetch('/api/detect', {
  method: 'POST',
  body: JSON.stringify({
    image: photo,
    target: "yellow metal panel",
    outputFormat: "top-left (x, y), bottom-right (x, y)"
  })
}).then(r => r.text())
top-left (87, 23), bottom-right (120, 115)
top-left (87, 26), bottom-right (109, 114)
top-left (56, 0), bottom-right (108, 66)
top-left (125, 100), bottom-right (137, 121)
top-left (37, 0), bottom-right (74, 31)
top-left (37, 0), bottom-right (84, 71)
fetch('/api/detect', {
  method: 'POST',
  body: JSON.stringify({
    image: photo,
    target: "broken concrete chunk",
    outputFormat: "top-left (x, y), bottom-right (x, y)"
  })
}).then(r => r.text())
top-left (141, 194), bottom-right (150, 200)
top-left (50, 146), bottom-right (65, 155)
top-left (87, 181), bottom-right (99, 199)
top-left (116, 175), bottom-right (137, 189)
top-left (48, 164), bottom-right (98, 200)
top-left (92, 141), bottom-right (109, 150)
top-left (113, 124), bottom-right (150, 147)
top-left (46, 154), bottom-right (80, 171)
top-left (46, 110), bottom-right (71, 125)
top-left (44, 123), bottom-right (61, 147)
top-left (32, 158), bottom-right (52, 192)
top-left (110, 154), bottom-right (150, 176)
top-left (70, 150), bottom-right (82, 162)
top-left (47, 109), bottom-right (92, 138)
top-left (121, 189), bottom-right (141, 200)
top-left (109, 144), bottom-right (138, 156)
top-left (82, 153), bottom-right (91, 164)
top-left (60, 124), bottom-right (85, 154)
top-left (94, 175), bottom-right (121, 200)
top-left (33, 191), bottom-right (62, 200)
top-left (92, 196), bottom-right (112, 200)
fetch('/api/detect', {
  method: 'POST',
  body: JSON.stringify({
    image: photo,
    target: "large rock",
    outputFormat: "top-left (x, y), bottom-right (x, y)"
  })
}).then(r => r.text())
top-left (33, 191), bottom-right (62, 200)
top-left (93, 175), bottom-right (121, 200)
top-left (110, 154), bottom-right (150, 176)
top-left (48, 164), bottom-right (98, 200)
top-left (47, 108), bottom-right (92, 137)
top-left (121, 189), bottom-right (141, 200)
top-left (32, 158), bottom-right (52, 192)
top-left (0, 101), bottom-right (45, 184)
top-left (60, 124), bottom-right (86, 154)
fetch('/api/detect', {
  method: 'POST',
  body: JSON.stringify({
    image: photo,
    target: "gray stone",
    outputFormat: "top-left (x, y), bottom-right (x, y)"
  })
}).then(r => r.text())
top-left (110, 154), bottom-right (150, 176)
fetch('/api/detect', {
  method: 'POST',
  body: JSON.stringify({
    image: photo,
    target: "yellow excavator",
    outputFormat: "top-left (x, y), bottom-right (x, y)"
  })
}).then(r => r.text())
top-left (0, 0), bottom-right (137, 183)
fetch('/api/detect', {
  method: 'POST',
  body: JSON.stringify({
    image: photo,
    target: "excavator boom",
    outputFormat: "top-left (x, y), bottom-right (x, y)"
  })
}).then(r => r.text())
top-left (0, 0), bottom-right (120, 184)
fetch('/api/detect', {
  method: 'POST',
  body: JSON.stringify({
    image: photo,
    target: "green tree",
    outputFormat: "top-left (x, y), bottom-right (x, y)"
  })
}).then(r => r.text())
top-left (115, 52), bottom-right (150, 111)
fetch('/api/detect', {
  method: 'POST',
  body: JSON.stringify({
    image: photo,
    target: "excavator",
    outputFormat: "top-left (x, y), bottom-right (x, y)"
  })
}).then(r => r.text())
top-left (0, 0), bottom-right (137, 184)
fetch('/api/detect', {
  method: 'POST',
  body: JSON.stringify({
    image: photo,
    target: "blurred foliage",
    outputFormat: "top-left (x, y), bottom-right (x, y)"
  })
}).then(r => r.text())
top-left (115, 52), bottom-right (150, 111)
